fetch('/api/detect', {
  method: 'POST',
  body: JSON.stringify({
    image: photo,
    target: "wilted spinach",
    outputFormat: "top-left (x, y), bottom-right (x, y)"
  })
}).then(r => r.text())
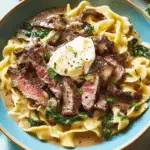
top-left (28, 118), bottom-right (45, 127)
top-left (98, 112), bottom-right (113, 139)
top-left (33, 28), bottom-right (50, 39)
top-left (132, 38), bottom-right (150, 60)
top-left (21, 22), bottom-right (50, 38)
top-left (45, 106), bottom-right (87, 125)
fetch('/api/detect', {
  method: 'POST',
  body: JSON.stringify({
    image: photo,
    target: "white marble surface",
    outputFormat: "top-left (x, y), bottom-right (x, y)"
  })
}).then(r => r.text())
top-left (0, 0), bottom-right (150, 150)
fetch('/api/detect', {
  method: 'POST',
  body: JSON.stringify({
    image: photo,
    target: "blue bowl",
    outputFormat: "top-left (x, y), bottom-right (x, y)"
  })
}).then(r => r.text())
top-left (0, 0), bottom-right (150, 150)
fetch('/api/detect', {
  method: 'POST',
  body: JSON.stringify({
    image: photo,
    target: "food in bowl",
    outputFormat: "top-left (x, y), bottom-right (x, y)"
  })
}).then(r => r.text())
top-left (0, 0), bottom-right (150, 148)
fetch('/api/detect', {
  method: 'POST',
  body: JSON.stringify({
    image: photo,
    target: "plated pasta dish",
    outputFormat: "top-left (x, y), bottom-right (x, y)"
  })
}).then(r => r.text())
top-left (0, 1), bottom-right (150, 148)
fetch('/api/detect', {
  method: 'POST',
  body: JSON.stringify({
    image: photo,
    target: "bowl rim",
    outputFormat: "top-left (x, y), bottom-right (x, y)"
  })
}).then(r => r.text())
top-left (0, 0), bottom-right (150, 150)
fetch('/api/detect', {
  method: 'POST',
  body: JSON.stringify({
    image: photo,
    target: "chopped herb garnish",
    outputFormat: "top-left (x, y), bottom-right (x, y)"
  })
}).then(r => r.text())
top-left (117, 112), bottom-right (126, 121)
top-left (126, 73), bottom-right (133, 77)
top-left (146, 4), bottom-right (150, 16)
top-left (54, 34), bottom-right (60, 40)
top-left (75, 66), bottom-right (81, 69)
top-left (48, 68), bottom-right (57, 78)
top-left (64, 69), bottom-right (68, 74)
top-left (105, 97), bottom-right (115, 102)
top-left (131, 101), bottom-right (137, 107)
top-left (80, 74), bottom-right (88, 79)
top-left (76, 88), bottom-right (83, 94)
top-left (33, 28), bottom-right (50, 38)
top-left (44, 51), bottom-right (51, 60)
top-left (28, 118), bottom-right (44, 127)
top-left (131, 102), bottom-right (140, 111)
top-left (73, 52), bottom-right (77, 57)
top-left (54, 62), bottom-right (57, 69)
top-left (135, 105), bottom-right (140, 111)
top-left (135, 69), bottom-right (138, 76)
top-left (45, 105), bottom-right (87, 125)
top-left (48, 68), bottom-right (61, 82)
top-left (87, 26), bottom-right (94, 33)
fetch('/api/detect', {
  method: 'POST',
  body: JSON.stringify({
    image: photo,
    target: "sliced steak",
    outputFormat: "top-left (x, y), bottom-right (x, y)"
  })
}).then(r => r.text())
top-left (32, 63), bottom-right (62, 99)
top-left (90, 56), bottom-right (114, 86)
top-left (94, 94), bottom-right (108, 111)
top-left (81, 74), bottom-right (100, 112)
top-left (66, 21), bottom-right (94, 36)
top-left (107, 84), bottom-right (142, 101)
top-left (91, 36), bottom-right (114, 55)
top-left (31, 14), bottom-right (66, 30)
top-left (104, 56), bottom-right (125, 82)
top-left (61, 77), bottom-right (81, 116)
top-left (8, 67), bottom-right (49, 106)
top-left (79, 9), bottom-right (105, 22)
top-left (14, 44), bottom-right (62, 99)
top-left (59, 30), bottom-right (79, 44)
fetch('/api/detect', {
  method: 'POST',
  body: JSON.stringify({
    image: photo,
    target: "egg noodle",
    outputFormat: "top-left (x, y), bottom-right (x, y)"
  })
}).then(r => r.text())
top-left (0, 1), bottom-right (150, 148)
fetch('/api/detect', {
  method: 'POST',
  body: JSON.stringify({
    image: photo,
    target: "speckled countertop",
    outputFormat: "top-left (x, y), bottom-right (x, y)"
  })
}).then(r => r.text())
top-left (0, 0), bottom-right (150, 150)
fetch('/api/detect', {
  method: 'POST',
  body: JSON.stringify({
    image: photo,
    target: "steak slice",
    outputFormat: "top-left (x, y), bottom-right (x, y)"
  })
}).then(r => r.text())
top-left (90, 56), bottom-right (114, 86)
top-left (31, 14), bottom-right (66, 30)
top-left (31, 62), bottom-right (62, 99)
top-left (79, 9), bottom-right (105, 22)
top-left (8, 67), bottom-right (49, 106)
top-left (14, 44), bottom-right (62, 99)
top-left (94, 94), bottom-right (108, 111)
top-left (107, 84), bottom-right (142, 101)
top-left (61, 77), bottom-right (81, 116)
top-left (104, 56), bottom-right (125, 82)
top-left (91, 36), bottom-right (114, 55)
top-left (81, 74), bottom-right (100, 112)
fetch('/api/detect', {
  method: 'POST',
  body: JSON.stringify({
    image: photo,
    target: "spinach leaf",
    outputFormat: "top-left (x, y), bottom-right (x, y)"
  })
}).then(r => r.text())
top-left (98, 112), bottom-right (113, 139)
top-left (76, 88), bottom-right (83, 94)
top-left (48, 68), bottom-right (57, 78)
top-left (132, 45), bottom-right (150, 59)
top-left (33, 28), bottom-right (50, 38)
top-left (28, 118), bottom-right (44, 127)
top-left (45, 106), bottom-right (87, 125)
top-left (105, 97), bottom-right (115, 102)
top-left (21, 22), bottom-right (33, 31)
top-left (132, 39), bottom-right (150, 60)
top-left (21, 22), bottom-right (50, 38)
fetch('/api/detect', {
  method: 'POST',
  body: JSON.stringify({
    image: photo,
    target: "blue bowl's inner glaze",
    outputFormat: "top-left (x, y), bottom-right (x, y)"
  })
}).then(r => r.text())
top-left (0, 0), bottom-right (150, 150)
